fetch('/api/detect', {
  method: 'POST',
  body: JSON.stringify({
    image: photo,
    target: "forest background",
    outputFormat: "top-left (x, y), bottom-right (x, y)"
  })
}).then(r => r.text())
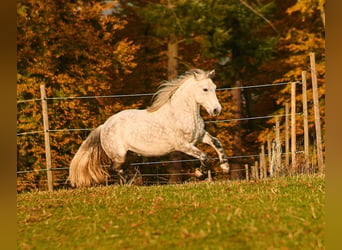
top-left (17, 0), bottom-right (325, 191)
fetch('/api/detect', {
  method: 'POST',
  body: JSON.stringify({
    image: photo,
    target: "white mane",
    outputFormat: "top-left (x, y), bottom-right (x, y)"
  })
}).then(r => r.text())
top-left (147, 69), bottom-right (207, 112)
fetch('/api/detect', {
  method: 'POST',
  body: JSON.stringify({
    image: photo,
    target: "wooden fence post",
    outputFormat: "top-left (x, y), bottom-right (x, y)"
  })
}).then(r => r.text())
top-left (260, 145), bottom-right (267, 179)
top-left (259, 151), bottom-right (262, 179)
top-left (275, 116), bottom-right (281, 176)
top-left (310, 52), bottom-right (324, 173)
top-left (291, 82), bottom-right (297, 173)
top-left (251, 165), bottom-right (256, 180)
top-left (207, 170), bottom-right (212, 182)
top-left (40, 84), bottom-right (53, 191)
top-left (255, 161), bottom-right (259, 180)
top-left (285, 103), bottom-right (290, 168)
top-left (253, 161), bottom-right (259, 180)
top-left (270, 140), bottom-right (276, 177)
top-left (267, 135), bottom-right (272, 177)
top-left (245, 164), bottom-right (249, 181)
top-left (302, 71), bottom-right (310, 172)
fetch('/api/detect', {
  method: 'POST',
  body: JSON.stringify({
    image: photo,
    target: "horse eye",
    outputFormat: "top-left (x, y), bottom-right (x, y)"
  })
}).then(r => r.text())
top-left (203, 88), bottom-right (208, 92)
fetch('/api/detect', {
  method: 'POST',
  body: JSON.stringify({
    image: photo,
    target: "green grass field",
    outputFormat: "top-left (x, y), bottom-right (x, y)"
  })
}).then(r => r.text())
top-left (17, 175), bottom-right (324, 249)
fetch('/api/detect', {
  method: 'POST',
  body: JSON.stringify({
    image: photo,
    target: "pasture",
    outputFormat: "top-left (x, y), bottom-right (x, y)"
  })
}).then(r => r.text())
top-left (17, 175), bottom-right (324, 249)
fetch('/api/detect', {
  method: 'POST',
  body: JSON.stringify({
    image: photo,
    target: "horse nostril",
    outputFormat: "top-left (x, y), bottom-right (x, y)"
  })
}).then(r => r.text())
top-left (213, 106), bottom-right (221, 116)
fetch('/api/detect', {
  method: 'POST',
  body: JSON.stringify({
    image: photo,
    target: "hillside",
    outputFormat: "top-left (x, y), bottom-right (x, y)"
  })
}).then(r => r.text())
top-left (17, 175), bottom-right (324, 249)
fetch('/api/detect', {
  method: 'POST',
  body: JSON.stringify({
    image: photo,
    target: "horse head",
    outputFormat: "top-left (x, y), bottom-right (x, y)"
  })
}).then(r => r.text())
top-left (191, 69), bottom-right (222, 116)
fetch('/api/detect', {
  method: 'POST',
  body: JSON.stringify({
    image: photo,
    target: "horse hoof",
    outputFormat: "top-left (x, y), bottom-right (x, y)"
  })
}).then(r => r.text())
top-left (220, 163), bottom-right (229, 173)
top-left (195, 168), bottom-right (203, 178)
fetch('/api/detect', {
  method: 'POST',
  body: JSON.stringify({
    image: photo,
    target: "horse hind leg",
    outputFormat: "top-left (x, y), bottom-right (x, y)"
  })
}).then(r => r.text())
top-left (196, 155), bottom-right (209, 178)
top-left (112, 156), bottom-right (128, 185)
top-left (102, 141), bottom-right (128, 184)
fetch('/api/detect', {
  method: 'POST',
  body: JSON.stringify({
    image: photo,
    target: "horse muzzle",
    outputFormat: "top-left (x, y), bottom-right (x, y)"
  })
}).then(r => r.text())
top-left (210, 105), bottom-right (222, 116)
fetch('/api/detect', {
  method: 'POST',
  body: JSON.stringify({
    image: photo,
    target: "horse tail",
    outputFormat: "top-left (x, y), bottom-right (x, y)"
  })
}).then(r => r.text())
top-left (69, 125), bottom-right (111, 188)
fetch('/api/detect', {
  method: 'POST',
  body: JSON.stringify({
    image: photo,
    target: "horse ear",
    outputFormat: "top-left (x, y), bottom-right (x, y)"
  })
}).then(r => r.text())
top-left (192, 70), bottom-right (200, 79)
top-left (208, 69), bottom-right (215, 79)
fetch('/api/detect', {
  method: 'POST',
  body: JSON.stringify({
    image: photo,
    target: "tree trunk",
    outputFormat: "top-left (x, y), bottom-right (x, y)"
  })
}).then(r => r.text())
top-left (320, 5), bottom-right (325, 29)
top-left (231, 81), bottom-right (243, 153)
top-left (230, 80), bottom-right (244, 179)
top-left (167, 35), bottom-right (178, 80)
top-left (167, 34), bottom-right (183, 184)
top-left (242, 89), bottom-right (254, 129)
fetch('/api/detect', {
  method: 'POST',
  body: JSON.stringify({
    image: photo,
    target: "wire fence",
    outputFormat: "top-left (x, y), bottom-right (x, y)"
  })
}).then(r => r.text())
top-left (16, 81), bottom-right (293, 104)
top-left (14, 154), bottom-right (264, 174)
top-left (16, 113), bottom-right (302, 136)
top-left (16, 151), bottom-right (308, 189)
top-left (17, 80), bottom-right (316, 190)
top-left (16, 81), bottom-right (299, 137)
top-left (16, 151), bottom-right (304, 174)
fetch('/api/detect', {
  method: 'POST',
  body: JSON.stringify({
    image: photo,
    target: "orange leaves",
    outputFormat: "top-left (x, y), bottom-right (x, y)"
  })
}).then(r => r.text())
top-left (54, 74), bottom-right (76, 86)
top-left (255, 0), bottom-right (326, 149)
top-left (113, 39), bottom-right (139, 74)
top-left (286, 0), bottom-right (325, 19)
top-left (279, 28), bottom-right (325, 81)
top-left (17, 0), bottom-right (140, 190)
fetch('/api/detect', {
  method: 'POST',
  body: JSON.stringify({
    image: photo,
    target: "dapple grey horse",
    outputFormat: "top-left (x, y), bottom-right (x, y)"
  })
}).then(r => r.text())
top-left (69, 69), bottom-right (229, 187)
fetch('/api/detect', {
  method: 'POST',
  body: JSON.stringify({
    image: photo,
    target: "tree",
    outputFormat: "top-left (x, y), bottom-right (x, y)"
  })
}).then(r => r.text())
top-left (17, 0), bottom-right (138, 190)
top-left (17, 0), bottom-right (326, 189)
top-left (132, 0), bottom-right (281, 178)
top-left (187, 0), bottom-right (281, 176)
top-left (116, 0), bottom-right (239, 181)
top-left (257, 0), bottom-right (325, 172)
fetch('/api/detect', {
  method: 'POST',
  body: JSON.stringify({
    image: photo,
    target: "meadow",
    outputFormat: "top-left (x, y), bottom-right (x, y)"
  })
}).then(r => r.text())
top-left (17, 175), bottom-right (324, 249)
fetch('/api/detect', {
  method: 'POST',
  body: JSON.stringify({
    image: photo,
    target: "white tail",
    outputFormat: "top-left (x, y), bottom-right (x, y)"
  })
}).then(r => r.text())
top-left (69, 126), bottom-right (111, 187)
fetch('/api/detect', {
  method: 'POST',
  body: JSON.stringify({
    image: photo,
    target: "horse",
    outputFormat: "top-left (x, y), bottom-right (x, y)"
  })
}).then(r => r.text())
top-left (69, 69), bottom-right (230, 187)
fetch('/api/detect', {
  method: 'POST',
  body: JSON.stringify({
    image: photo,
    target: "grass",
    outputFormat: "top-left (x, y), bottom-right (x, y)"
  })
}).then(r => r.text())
top-left (17, 175), bottom-right (325, 249)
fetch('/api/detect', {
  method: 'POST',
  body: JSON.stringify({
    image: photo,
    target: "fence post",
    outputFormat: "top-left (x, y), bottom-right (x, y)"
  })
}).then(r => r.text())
top-left (271, 140), bottom-right (276, 177)
top-left (285, 103), bottom-right (290, 168)
top-left (267, 135), bottom-right (272, 177)
top-left (207, 169), bottom-right (212, 182)
top-left (275, 116), bottom-right (281, 176)
top-left (40, 84), bottom-right (53, 191)
top-left (260, 145), bottom-right (267, 179)
top-left (259, 151), bottom-right (263, 179)
top-left (245, 164), bottom-right (249, 181)
top-left (301, 71), bottom-right (310, 172)
top-left (251, 165), bottom-right (255, 180)
top-left (310, 52), bottom-right (324, 174)
top-left (255, 161), bottom-right (259, 180)
top-left (291, 82), bottom-right (297, 173)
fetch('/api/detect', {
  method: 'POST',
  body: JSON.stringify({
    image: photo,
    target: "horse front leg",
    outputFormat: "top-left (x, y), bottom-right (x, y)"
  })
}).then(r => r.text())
top-left (202, 132), bottom-right (230, 173)
top-left (177, 144), bottom-right (208, 178)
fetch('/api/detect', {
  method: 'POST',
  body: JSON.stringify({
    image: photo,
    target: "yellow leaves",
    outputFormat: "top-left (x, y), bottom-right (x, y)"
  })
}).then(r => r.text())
top-left (283, 29), bottom-right (325, 55)
top-left (278, 0), bottom-right (325, 84)
top-left (55, 74), bottom-right (76, 85)
top-left (102, 0), bottom-right (118, 11)
top-left (286, 0), bottom-right (325, 17)
top-left (102, 32), bottom-right (112, 41)
top-left (113, 39), bottom-right (140, 73)
top-left (279, 27), bottom-right (325, 81)
top-left (17, 3), bottom-right (28, 18)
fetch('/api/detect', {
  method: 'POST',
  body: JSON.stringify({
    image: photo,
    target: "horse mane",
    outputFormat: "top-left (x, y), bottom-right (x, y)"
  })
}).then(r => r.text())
top-left (147, 69), bottom-right (207, 112)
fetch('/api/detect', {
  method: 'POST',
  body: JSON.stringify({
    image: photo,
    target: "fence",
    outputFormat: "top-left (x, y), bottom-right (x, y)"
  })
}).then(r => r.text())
top-left (17, 53), bottom-right (325, 191)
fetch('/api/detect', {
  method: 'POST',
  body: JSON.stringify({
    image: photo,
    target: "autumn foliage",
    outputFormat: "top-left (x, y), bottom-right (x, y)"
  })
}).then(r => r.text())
top-left (17, 0), bottom-right (325, 191)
